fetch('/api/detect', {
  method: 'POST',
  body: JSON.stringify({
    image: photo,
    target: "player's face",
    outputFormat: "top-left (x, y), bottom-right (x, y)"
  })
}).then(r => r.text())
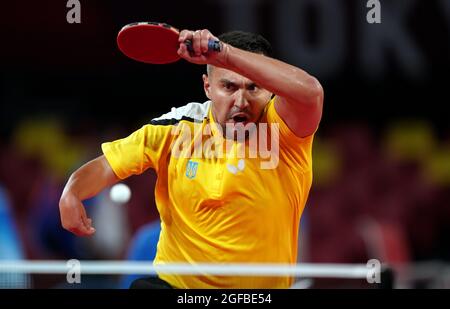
top-left (203, 67), bottom-right (272, 129)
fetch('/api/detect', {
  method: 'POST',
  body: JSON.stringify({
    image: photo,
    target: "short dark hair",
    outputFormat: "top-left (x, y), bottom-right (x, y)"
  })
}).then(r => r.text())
top-left (206, 31), bottom-right (272, 76)
top-left (218, 31), bottom-right (272, 57)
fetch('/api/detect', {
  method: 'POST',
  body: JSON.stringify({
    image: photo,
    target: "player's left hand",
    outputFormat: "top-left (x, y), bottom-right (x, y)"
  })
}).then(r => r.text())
top-left (177, 29), bottom-right (228, 66)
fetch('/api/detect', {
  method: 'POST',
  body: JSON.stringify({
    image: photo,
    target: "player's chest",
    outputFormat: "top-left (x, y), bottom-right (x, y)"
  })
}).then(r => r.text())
top-left (169, 156), bottom-right (275, 201)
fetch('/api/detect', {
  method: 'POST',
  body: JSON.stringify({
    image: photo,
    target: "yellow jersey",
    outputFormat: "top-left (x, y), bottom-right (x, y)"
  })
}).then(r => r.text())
top-left (102, 97), bottom-right (314, 288)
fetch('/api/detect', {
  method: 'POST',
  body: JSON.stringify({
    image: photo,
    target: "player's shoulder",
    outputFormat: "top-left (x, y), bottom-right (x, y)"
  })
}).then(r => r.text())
top-left (151, 101), bottom-right (211, 125)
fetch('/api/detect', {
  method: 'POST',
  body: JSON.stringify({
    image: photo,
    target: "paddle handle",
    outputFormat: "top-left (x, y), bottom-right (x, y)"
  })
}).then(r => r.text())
top-left (184, 39), bottom-right (222, 53)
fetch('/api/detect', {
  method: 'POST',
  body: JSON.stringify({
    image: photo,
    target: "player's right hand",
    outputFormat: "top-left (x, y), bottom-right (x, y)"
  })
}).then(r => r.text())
top-left (177, 29), bottom-right (227, 67)
top-left (59, 192), bottom-right (96, 236)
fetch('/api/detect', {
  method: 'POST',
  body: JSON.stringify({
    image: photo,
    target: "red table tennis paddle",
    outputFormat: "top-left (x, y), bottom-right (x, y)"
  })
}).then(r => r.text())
top-left (117, 22), bottom-right (222, 64)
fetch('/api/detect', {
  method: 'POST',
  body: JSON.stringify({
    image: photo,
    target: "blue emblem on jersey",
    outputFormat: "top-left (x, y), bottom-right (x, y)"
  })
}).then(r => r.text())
top-left (185, 160), bottom-right (199, 179)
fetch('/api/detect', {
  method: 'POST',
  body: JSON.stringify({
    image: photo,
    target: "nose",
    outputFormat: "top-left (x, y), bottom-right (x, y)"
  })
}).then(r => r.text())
top-left (233, 90), bottom-right (250, 110)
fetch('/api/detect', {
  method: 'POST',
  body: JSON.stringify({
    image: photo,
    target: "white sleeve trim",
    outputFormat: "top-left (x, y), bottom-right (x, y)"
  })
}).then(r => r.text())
top-left (152, 101), bottom-right (211, 122)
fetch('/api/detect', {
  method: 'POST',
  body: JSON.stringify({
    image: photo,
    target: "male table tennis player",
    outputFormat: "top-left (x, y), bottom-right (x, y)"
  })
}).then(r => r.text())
top-left (59, 29), bottom-right (324, 288)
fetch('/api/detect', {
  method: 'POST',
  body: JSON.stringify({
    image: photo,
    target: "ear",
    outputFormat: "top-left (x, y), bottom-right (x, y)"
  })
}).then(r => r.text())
top-left (202, 74), bottom-right (211, 99)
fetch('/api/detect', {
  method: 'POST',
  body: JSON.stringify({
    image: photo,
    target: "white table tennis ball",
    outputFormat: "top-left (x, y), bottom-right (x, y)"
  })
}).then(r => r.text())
top-left (110, 183), bottom-right (131, 204)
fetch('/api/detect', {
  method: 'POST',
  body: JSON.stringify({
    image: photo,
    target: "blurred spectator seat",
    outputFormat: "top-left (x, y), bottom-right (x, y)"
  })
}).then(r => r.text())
top-left (0, 186), bottom-right (31, 288)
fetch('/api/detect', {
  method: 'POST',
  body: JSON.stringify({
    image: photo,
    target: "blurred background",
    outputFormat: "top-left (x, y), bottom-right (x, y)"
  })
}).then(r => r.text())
top-left (0, 0), bottom-right (449, 288)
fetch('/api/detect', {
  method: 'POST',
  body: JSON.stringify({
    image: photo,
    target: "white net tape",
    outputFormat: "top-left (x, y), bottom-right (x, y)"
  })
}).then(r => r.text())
top-left (0, 260), bottom-right (371, 278)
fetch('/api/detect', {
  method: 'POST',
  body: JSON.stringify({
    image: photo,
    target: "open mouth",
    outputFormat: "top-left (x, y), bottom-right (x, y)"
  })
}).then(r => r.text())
top-left (231, 113), bottom-right (249, 123)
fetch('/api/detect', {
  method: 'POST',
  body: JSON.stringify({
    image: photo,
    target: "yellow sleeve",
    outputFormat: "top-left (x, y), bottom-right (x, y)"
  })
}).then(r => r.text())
top-left (265, 98), bottom-right (314, 172)
top-left (101, 124), bottom-right (174, 179)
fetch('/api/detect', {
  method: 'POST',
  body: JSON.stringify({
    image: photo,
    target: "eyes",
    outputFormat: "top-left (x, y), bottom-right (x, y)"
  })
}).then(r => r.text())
top-left (247, 84), bottom-right (258, 92)
top-left (222, 81), bottom-right (237, 91)
top-left (221, 81), bottom-right (260, 93)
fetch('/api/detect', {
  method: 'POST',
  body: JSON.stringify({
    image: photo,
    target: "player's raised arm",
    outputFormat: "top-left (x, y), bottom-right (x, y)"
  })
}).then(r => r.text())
top-left (178, 29), bottom-right (324, 138)
top-left (59, 155), bottom-right (120, 236)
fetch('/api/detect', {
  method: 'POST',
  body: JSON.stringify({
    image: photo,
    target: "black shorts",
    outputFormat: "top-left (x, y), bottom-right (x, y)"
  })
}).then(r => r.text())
top-left (129, 276), bottom-right (173, 289)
